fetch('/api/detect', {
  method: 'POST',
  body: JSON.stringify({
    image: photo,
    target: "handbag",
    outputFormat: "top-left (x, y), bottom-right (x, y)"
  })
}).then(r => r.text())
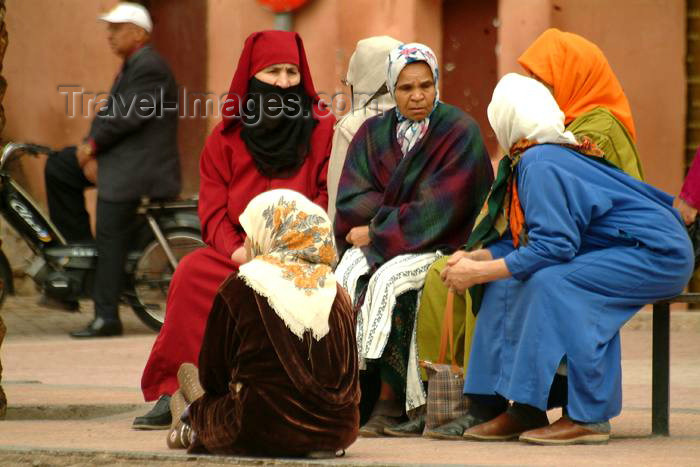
top-left (419, 290), bottom-right (469, 430)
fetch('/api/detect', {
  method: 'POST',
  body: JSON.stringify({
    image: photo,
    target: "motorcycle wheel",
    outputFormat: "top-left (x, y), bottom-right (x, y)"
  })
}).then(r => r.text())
top-left (128, 228), bottom-right (205, 331)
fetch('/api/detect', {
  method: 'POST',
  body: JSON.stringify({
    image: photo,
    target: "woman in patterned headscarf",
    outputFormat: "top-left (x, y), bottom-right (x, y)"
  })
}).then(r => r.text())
top-left (416, 28), bottom-right (646, 440)
top-left (168, 189), bottom-right (359, 457)
top-left (333, 43), bottom-right (493, 436)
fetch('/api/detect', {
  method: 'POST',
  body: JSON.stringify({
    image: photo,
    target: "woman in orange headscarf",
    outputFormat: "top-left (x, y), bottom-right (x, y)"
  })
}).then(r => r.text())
top-left (518, 28), bottom-right (644, 180)
top-left (411, 29), bottom-right (645, 441)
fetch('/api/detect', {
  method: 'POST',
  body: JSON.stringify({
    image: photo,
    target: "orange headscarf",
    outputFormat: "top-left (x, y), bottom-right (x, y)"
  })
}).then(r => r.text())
top-left (518, 28), bottom-right (636, 140)
top-left (507, 138), bottom-right (604, 248)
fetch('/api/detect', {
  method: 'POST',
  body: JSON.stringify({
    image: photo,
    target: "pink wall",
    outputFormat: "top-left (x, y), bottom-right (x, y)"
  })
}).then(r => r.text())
top-left (334, 0), bottom-right (442, 93)
top-left (497, 0), bottom-right (551, 76)
top-left (2, 0), bottom-right (442, 205)
top-left (441, 0), bottom-right (499, 157)
top-left (497, 0), bottom-right (686, 194)
top-left (4, 0), bottom-right (120, 146)
top-left (554, 0), bottom-right (686, 195)
top-left (204, 0), bottom-right (442, 126)
top-left (329, 0), bottom-right (442, 115)
top-left (4, 0), bottom-right (120, 206)
top-left (149, 0), bottom-right (209, 196)
top-left (296, 0), bottom-right (342, 102)
top-left (3, 0), bottom-right (687, 205)
top-left (205, 0), bottom-right (272, 132)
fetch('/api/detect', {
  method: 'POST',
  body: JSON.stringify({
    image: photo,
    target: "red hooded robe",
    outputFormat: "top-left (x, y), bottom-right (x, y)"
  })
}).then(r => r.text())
top-left (141, 30), bottom-right (334, 401)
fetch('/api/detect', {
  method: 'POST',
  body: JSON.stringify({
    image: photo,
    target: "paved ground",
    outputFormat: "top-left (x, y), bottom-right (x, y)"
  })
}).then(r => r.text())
top-left (0, 293), bottom-right (699, 466)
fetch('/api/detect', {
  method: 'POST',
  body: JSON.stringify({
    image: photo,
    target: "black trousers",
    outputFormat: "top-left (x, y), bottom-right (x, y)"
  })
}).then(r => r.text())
top-left (45, 147), bottom-right (140, 323)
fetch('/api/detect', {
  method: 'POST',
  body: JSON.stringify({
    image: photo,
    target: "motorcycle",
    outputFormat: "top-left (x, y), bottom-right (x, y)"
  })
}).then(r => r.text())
top-left (0, 142), bottom-right (205, 331)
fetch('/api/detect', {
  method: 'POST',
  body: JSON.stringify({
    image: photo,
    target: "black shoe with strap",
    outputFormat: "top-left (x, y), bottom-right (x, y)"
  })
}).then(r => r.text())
top-left (384, 413), bottom-right (426, 437)
top-left (133, 395), bottom-right (172, 430)
top-left (423, 412), bottom-right (491, 440)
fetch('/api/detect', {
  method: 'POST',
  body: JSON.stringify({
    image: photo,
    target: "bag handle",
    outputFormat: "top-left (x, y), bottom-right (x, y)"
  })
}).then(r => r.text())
top-left (437, 290), bottom-right (461, 375)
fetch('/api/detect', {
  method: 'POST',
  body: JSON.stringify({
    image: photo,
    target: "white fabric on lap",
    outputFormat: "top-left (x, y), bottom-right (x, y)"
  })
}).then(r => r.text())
top-left (335, 247), bottom-right (443, 411)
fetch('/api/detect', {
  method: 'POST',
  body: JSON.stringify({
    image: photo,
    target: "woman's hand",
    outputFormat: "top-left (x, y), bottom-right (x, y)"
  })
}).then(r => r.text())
top-left (441, 257), bottom-right (511, 294)
top-left (346, 225), bottom-right (371, 247)
top-left (231, 246), bottom-right (247, 265)
top-left (441, 257), bottom-right (484, 293)
top-left (446, 248), bottom-right (492, 266)
top-left (675, 197), bottom-right (698, 225)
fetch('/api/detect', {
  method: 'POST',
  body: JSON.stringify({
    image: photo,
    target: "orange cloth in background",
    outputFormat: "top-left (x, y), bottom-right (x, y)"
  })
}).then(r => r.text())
top-left (518, 28), bottom-right (637, 141)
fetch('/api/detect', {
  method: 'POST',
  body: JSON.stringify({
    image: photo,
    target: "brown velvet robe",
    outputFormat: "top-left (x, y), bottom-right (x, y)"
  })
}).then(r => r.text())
top-left (187, 274), bottom-right (360, 456)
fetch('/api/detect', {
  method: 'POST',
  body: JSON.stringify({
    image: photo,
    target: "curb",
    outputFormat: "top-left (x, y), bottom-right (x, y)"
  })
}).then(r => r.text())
top-left (0, 446), bottom-right (406, 467)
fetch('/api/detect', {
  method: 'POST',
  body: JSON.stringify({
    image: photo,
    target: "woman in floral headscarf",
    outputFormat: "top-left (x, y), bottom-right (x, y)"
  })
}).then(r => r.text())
top-left (168, 189), bottom-right (359, 457)
top-left (441, 74), bottom-right (691, 445)
top-left (333, 42), bottom-right (493, 435)
top-left (136, 30), bottom-right (335, 429)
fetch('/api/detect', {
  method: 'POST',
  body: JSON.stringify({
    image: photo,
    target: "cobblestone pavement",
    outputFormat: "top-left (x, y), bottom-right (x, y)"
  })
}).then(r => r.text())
top-left (0, 292), bottom-right (699, 466)
top-left (1, 294), bottom-right (155, 340)
top-left (4, 292), bottom-right (699, 341)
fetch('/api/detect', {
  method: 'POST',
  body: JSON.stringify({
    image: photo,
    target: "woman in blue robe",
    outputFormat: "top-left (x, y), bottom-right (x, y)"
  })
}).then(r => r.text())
top-left (441, 73), bottom-right (693, 445)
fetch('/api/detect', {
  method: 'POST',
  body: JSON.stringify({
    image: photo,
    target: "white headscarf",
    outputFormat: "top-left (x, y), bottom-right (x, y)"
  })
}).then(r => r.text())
top-left (346, 35), bottom-right (402, 112)
top-left (238, 189), bottom-right (338, 341)
top-left (386, 43), bottom-right (440, 155)
top-left (487, 73), bottom-right (578, 152)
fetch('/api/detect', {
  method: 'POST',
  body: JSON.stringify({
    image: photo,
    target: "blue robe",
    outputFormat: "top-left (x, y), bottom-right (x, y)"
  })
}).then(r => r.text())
top-left (464, 144), bottom-right (693, 423)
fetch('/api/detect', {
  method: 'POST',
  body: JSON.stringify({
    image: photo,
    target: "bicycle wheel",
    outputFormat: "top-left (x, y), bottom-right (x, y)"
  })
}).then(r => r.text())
top-left (128, 228), bottom-right (205, 331)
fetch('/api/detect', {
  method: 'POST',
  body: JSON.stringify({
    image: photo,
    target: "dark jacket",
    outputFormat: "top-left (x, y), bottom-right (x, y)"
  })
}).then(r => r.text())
top-left (89, 45), bottom-right (181, 202)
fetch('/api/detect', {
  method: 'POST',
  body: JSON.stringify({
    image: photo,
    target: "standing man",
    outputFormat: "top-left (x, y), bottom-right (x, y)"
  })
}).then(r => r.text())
top-left (45, 2), bottom-right (181, 338)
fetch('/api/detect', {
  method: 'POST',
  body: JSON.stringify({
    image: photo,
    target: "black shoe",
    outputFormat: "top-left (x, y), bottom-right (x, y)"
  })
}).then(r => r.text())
top-left (133, 395), bottom-right (172, 430)
top-left (384, 414), bottom-right (426, 437)
top-left (423, 413), bottom-right (490, 440)
top-left (69, 318), bottom-right (122, 338)
top-left (359, 414), bottom-right (403, 437)
top-left (38, 294), bottom-right (80, 312)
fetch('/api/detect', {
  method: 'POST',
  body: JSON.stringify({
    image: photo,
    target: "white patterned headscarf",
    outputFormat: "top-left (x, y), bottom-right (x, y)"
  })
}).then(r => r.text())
top-left (386, 43), bottom-right (440, 155)
top-left (487, 73), bottom-right (578, 151)
top-left (238, 189), bottom-right (338, 341)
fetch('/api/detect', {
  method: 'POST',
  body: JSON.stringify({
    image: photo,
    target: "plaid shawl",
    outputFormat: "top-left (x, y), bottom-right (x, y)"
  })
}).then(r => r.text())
top-left (334, 102), bottom-right (493, 269)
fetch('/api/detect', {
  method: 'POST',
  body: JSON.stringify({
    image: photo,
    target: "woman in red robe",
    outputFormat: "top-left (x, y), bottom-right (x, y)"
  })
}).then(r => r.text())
top-left (133, 30), bottom-right (334, 429)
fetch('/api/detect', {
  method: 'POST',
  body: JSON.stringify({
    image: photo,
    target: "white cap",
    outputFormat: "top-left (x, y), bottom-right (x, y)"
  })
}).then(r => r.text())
top-left (99, 2), bottom-right (153, 33)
